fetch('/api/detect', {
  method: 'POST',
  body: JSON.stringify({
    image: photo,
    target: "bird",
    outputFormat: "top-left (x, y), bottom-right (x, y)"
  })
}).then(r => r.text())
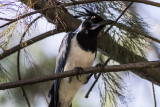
top-left (48, 9), bottom-right (114, 107)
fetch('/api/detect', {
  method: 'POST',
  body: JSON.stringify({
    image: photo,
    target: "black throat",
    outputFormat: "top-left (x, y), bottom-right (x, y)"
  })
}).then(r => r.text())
top-left (76, 30), bottom-right (98, 53)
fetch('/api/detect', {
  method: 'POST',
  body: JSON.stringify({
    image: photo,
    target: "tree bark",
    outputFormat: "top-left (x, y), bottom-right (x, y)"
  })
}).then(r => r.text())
top-left (0, 61), bottom-right (160, 90)
top-left (18, 0), bottom-right (160, 85)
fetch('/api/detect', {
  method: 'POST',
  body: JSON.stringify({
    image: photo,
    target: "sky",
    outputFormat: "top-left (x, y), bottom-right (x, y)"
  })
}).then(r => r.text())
top-left (131, 1), bottom-right (160, 107)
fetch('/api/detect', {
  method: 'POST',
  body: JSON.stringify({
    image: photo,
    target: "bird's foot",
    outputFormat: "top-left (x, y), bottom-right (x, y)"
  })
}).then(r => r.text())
top-left (94, 63), bottom-right (105, 79)
top-left (74, 67), bottom-right (83, 82)
top-left (95, 63), bottom-right (105, 68)
top-left (69, 77), bottom-right (72, 83)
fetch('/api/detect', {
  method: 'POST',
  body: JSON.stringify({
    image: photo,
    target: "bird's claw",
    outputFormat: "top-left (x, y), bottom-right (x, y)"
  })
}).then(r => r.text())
top-left (74, 67), bottom-right (83, 82)
top-left (95, 63), bottom-right (105, 68)
top-left (69, 77), bottom-right (72, 83)
top-left (94, 63), bottom-right (105, 79)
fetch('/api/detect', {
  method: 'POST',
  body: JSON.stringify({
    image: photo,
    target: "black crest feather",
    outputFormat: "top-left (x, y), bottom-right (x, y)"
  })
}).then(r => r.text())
top-left (73, 8), bottom-right (97, 19)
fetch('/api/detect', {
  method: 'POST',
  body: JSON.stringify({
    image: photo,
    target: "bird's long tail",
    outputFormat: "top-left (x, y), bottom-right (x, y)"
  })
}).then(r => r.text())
top-left (49, 96), bottom-right (54, 107)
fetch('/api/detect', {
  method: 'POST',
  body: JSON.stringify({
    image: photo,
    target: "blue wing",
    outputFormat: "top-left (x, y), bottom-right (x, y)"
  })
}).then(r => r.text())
top-left (49, 32), bottom-right (75, 107)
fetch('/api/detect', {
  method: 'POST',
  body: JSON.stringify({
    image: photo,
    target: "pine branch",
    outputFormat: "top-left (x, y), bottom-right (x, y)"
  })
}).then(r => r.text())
top-left (116, 23), bottom-right (160, 44)
top-left (0, 8), bottom-right (51, 28)
top-left (19, 0), bottom-right (160, 9)
top-left (152, 83), bottom-right (157, 107)
top-left (85, 2), bottom-right (133, 98)
top-left (143, 34), bottom-right (160, 44)
top-left (85, 57), bottom-right (111, 98)
top-left (0, 29), bottom-right (62, 60)
top-left (0, 61), bottom-right (160, 90)
top-left (85, 73), bottom-right (101, 98)
top-left (0, 17), bottom-right (14, 21)
top-left (99, 2), bottom-right (133, 38)
top-left (1, 0), bottom-right (160, 28)
top-left (64, 0), bottom-right (160, 8)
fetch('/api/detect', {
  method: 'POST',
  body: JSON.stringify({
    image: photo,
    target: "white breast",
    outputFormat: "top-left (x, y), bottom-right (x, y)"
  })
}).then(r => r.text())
top-left (64, 36), bottom-right (95, 70)
top-left (58, 36), bottom-right (95, 107)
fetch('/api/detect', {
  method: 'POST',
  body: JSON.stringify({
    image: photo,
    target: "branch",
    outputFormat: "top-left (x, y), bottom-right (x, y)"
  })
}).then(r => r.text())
top-left (143, 34), bottom-right (160, 44)
top-left (20, 0), bottom-right (160, 8)
top-left (152, 83), bottom-right (157, 107)
top-left (85, 2), bottom-right (133, 97)
top-left (0, 61), bottom-right (160, 90)
top-left (64, 0), bottom-right (160, 8)
top-left (1, 0), bottom-right (160, 28)
top-left (116, 23), bottom-right (160, 44)
top-left (99, 2), bottom-right (133, 38)
top-left (0, 29), bottom-right (62, 60)
top-left (0, 17), bottom-right (14, 21)
top-left (85, 57), bottom-right (111, 98)
top-left (0, 9), bottom-right (49, 28)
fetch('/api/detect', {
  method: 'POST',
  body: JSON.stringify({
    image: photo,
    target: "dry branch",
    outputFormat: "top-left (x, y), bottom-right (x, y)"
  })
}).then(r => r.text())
top-left (0, 17), bottom-right (14, 21)
top-left (99, 2), bottom-right (133, 38)
top-left (0, 61), bottom-right (160, 90)
top-left (0, 0), bottom-right (160, 89)
top-left (85, 2), bottom-right (133, 98)
top-left (0, 29), bottom-right (62, 60)
top-left (64, 0), bottom-right (160, 8)
top-left (1, 0), bottom-right (160, 28)
top-left (0, 9), bottom-right (48, 28)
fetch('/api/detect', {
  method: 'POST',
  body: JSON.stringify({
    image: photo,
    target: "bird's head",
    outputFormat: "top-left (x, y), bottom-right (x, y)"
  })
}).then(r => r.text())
top-left (75, 8), bottom-right (114, 36)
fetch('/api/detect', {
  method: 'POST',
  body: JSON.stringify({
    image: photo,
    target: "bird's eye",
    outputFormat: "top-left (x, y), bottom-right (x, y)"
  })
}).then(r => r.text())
top-left (84, 22), bottom-right (92, 28)
top-left (91, 16), bottom-right (96, 22)
top-left (91, 16), bottom-right (103, 23)
top-left (91, 16), bottom-right (96, 19)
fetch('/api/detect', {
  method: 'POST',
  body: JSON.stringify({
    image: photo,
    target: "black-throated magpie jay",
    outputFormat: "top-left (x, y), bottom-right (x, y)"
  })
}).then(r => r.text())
top-left (49, 9), bottom-right (114, 107)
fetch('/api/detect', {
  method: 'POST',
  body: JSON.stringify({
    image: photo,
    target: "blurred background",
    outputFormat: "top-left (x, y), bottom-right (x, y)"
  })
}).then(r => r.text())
top-left (0, 0), bottom-right (160, 107)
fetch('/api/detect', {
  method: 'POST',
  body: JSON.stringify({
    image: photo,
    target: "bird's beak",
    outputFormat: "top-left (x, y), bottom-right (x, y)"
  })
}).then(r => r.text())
top-left (91, 19), bottom-right (114, 30)
top-left (101, 19), bottom-right (115, 25)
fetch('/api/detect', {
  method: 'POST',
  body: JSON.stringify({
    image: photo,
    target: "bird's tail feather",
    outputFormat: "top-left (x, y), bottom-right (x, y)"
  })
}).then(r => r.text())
top-left (49, 97), bottom-right (54, 107)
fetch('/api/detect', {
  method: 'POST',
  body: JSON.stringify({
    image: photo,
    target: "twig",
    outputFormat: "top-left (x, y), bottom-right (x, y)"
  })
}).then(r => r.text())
top-left (104, 57), bottom-right (111, 66)
top-left (70, 0), bottom-right (76, 2)
top-left (16, 15), bottom-right (42, 107)
top-left (151, 83), bottom-right (157, 107)
top-left (0, 60), bottom-right (160, 90)
top-left (85, 3), bottom-right (134, 97)
top-left (116, 23), bottom-right (160, 44)
top-left (1, 0), bottom-right (160, 28)
top-left (0, 9), bottom-right (47, 28)
top-left (0, 17), bottom-right (14, 21)
top-left (85, 73), bottom-right (101, 98)
top-left (99, 2), bottom-right (133, 38)
top-left (17, 50), bottom-right (31, 107)
top-left (150, 42), bottom-right (160, 59)
top-left (85, 57), bottom-right (111, 98)
top-left (0, 29), bottom-right (62, 60)
top-left (64, 0), bottom-right (160, 8)
top-left (143, 34), bottom-right (160, 44)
